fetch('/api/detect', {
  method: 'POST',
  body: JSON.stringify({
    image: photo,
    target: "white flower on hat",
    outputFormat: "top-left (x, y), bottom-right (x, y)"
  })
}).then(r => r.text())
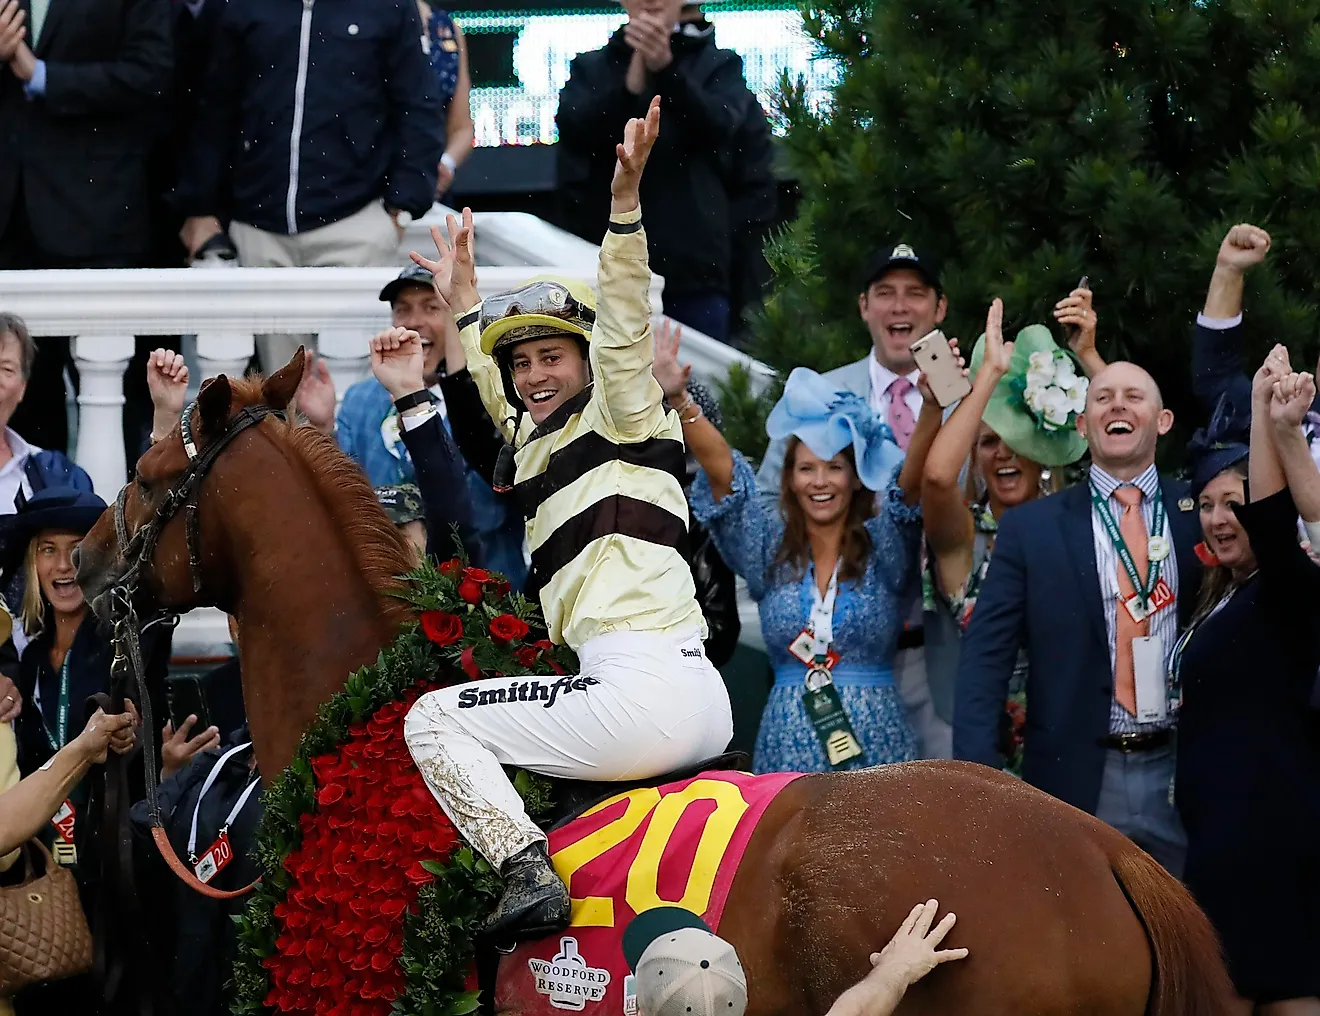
top-left (1037, 387), bottom-right (1072, 429)
top-left (1025, 350), bottom-right (1055, 391)
top-left (1023, 384), bottom-right (1046, 412)
top-left (1064, 375), bottom-right (1089, 415)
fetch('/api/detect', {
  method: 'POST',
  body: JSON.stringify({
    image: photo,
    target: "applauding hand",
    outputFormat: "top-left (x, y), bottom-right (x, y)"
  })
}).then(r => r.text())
top-left (978, 298), bottom-right (1013, 382)
top-left (294, 351), bottom-right (337, 434)
top-left (652, 318), bottom-right (691, 400)
top-left (0, 0), bottom-right (26, 62)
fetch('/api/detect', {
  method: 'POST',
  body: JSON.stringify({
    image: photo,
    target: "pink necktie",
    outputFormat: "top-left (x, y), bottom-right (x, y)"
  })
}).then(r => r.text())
top-left (1112, 485), bottom-right (1149, 716)
top-left (886, 377), bottom-right (915, 451)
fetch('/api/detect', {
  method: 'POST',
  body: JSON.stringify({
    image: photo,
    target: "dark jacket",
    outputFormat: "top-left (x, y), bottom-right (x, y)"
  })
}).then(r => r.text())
top-left (131, 725), bottom-right (262, 1016)
top-left (435, 368), bottom-right (741, 667)
top-left (1192, 318), bottom-right (1320, 422)
top-left (396, 407), bottom-right (482, 564)
top-left (953, 475), bottom-right (1202, 814)
top-left (555, 22), bottom-right (757, 299)
top-left (177, 0), bottom-right (443, 233)
top-left (0, 0), bottom-right (173, 263)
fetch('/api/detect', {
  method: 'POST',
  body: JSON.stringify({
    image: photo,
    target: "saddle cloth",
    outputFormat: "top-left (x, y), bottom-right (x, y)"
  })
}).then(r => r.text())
top-left (497, 770), bottom-right (802, 1016)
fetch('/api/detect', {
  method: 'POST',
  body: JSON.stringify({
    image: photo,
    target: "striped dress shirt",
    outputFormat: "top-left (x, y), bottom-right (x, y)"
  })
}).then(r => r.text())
top-left (1088, 464), bottom-right (1179, 734)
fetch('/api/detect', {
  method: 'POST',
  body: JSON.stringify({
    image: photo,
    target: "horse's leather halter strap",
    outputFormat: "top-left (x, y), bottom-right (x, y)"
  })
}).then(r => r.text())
top-left (109, 400), bottom-right (281, 901)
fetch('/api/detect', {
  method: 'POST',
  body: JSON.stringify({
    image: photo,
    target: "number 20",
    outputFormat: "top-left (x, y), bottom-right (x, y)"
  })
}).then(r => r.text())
top-left (550, 779), bottom-right (749, 927)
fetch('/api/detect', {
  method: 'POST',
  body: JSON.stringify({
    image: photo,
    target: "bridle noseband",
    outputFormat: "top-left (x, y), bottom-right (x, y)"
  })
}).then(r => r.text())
top-left (104, 398), bottom-right (279, 898)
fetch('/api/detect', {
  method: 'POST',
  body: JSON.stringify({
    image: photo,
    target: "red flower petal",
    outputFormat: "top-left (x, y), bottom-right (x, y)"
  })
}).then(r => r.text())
top-left (460, 645), bottom-right (480, 679)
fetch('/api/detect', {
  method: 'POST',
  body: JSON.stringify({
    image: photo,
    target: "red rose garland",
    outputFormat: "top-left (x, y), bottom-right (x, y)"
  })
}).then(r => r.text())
top-left (263, 689), bottom-right (458, 1015)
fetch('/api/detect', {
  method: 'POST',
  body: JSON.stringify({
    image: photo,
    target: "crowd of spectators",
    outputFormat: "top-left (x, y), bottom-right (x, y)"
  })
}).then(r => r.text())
top-left (0, 0), bottom-right (1317, 1012)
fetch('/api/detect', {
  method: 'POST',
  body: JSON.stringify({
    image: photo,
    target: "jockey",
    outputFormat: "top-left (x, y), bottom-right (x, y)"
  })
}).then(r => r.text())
top-left (403, 98), bottom-right (733, 945)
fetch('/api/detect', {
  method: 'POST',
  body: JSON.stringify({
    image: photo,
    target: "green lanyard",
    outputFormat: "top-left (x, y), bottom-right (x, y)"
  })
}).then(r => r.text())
top-left (1090, 486), bottom-right (1165, 610)
top-left (41, 653), bottom-right (72, 752)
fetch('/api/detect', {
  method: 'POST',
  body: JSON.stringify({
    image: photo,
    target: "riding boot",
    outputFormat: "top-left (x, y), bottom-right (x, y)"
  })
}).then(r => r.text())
top-left (481, 842), bottom-right (570, 946)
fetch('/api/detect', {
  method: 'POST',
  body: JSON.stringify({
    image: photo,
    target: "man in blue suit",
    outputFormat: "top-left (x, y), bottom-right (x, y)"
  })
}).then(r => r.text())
top-left (955, 361), bottom-right (1202, 875)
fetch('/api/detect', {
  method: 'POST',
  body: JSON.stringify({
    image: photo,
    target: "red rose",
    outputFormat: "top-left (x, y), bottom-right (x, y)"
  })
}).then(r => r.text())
top-left (513, 645), bottom-right (539, 669)
top-left (420, 610), bottom-right (463, 646)
top-left (439, 557), bottom-right (463, 579)
top-left (457, 579), bottom-right (483, 604)
top-left (491, 579), bottom-right (512, 600)
top-left (488, 613), bottom-right (530, 644)
top-left (461, 566), bottom-right (491, 584)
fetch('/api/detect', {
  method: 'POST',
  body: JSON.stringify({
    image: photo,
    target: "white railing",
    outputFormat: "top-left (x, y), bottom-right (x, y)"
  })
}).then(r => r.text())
top-left (0, 206), bottom-right (774, 654)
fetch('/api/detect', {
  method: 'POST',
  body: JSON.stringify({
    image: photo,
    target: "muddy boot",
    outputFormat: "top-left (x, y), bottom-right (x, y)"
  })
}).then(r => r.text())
top-left (482, 842), bottom-right (571, 946)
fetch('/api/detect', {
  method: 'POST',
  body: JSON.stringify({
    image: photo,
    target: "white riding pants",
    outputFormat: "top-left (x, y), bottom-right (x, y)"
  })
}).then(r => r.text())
top-left (403, 629), bottom-right (733, 869)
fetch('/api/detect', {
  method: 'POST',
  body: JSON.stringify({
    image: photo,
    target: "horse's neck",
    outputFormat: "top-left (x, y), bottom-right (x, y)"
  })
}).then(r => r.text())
top-left (235, 532), bottom-right (396, 777)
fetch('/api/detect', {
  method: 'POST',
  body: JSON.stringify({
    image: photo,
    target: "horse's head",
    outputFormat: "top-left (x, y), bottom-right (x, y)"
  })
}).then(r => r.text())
top-left (75, 350), bottom-right (306, 622)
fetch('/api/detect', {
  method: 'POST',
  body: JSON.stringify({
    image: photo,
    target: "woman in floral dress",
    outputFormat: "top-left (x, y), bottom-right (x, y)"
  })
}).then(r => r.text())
top-left (922, 295), bottom-right (1096, 772)
top-left (655, 328), bottom-right (944, 771)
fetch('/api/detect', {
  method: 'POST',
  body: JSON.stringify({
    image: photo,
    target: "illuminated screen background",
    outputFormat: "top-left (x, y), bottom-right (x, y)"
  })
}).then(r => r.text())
top-left (455, 3), bottom-right (838, 147)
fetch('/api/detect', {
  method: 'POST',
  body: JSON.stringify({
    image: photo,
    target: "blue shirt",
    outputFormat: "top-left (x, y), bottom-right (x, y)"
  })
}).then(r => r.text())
top-left (336, 377), bottom-right (527, 588)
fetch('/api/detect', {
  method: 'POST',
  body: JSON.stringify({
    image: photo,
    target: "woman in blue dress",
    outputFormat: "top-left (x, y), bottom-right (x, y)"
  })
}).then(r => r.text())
top-left (655, 330), bottom-right (945, 772)
top-left (417, 3), bottom-right (474, 197)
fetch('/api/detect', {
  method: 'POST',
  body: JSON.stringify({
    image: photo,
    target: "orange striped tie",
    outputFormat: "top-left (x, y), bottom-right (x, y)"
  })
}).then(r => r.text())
top-left (1112, 486), bottom-right (1148, 716)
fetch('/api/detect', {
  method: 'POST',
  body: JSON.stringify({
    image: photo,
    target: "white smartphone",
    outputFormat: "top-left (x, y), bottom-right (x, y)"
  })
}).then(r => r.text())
top-left (909, 330), bottom-right (971, 408)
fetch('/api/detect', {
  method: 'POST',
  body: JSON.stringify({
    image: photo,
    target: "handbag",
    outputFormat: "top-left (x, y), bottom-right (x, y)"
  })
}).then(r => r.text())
top-left (0, 838), bottom-right (92, 995)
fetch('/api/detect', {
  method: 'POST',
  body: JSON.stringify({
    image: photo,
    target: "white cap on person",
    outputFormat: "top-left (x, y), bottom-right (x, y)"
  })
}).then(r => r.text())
top-left (622, 908), bottom-right (747, 1016)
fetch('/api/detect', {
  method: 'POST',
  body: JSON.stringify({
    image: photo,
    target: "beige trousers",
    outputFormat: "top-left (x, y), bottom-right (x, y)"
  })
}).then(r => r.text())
top-left (230, 200), bottom-right (404, 371)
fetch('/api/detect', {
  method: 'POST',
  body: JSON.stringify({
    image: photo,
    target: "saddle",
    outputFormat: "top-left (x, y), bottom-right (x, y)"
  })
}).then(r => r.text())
top-left (535, 751), bottom-right (750, 833)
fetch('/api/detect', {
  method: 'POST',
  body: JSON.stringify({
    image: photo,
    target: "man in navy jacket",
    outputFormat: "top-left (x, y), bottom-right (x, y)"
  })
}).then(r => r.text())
top-left (175, 0), bottom-right (443, 367)
top-left (955, 362), bottom-right (1202, 875)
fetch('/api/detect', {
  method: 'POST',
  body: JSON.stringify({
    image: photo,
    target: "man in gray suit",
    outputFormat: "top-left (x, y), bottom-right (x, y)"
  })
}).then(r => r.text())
top-left (755, 242), bottom-right (953, 758)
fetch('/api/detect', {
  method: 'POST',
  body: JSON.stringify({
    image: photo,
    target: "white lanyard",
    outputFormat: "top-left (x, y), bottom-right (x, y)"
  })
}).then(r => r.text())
top-left (807, 562), bottom-right (841, 659)
top-left (188, 742), bottom-right (259, 859)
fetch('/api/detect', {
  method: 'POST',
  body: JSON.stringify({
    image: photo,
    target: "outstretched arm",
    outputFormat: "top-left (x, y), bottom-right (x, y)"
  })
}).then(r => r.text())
top-left (1193, 224), bottom-right (1270, 416)
top-left (590, 96), bottom-right (668, 441)
top-left (824, 901), bottom-right (968, 1016)
top-left (1269, 371), bottom-right (1320, 523)
top-left (654, 318), bottom-right (735, 498)
top-left (1055, 284), bottom-right (1104, 377)
top-left (924, 300), bottom-right (1010, 596)
top-left (1249, 345), bottom-right (1291, 503)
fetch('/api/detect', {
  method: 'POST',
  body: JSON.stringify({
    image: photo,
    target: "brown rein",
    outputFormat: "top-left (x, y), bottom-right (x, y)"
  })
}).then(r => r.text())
top-left (108, 400), bottom-right (281, 900)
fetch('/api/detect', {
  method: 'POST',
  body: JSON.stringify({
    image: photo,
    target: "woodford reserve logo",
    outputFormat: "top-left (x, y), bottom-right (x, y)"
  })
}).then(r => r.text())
top-left (528, 937), bottom-right (612, 1011)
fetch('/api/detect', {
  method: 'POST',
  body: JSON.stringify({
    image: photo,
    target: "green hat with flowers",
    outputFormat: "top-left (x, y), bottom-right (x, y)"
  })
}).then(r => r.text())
top-left (969, 325), bottom-right (1089, 467)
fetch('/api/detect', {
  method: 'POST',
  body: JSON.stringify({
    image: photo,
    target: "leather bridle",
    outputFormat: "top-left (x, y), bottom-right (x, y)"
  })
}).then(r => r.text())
top-left (105, 398), bottom-right (280, 900)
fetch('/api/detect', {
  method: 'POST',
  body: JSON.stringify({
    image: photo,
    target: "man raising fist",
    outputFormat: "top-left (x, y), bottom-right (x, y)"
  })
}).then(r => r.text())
top-left (1193, 223), bottom-right (1320, 467)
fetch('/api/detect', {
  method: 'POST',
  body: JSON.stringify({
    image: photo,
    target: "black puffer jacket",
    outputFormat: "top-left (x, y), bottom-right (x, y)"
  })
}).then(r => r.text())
top-left (555, 20), bottom-right (758, 299)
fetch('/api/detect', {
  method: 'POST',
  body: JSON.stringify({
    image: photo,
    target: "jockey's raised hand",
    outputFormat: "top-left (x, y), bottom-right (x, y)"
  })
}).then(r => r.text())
top-left (611, 94), bottom-right (661, 215)
top-left (371, 327), bottom-right (427, 401)
top-left (147, 348), bottom-right (189, 444)
top-left (411, 207), bottom-right (478, 314)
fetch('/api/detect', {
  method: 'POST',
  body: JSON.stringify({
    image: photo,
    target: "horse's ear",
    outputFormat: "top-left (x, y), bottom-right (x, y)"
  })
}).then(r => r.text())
top-left (262, 346), bottom-right (307, 412)
top-left (197, 375), bottom-right (234, 436)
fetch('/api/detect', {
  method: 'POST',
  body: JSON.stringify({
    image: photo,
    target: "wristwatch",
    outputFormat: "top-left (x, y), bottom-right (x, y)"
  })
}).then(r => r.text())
top-left (394, 389), bottom-right (435, 414)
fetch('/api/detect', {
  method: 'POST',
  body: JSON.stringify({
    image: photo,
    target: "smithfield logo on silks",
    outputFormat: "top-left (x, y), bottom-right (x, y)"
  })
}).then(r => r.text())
top-left (456, 675), bottom-right (600, 709)
top-left (528, 937), bottom-right (611, 1011)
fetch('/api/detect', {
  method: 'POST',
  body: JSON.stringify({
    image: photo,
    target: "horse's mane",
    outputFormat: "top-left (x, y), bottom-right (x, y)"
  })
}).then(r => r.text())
top-left (227, 377), bottom-right (417, 629)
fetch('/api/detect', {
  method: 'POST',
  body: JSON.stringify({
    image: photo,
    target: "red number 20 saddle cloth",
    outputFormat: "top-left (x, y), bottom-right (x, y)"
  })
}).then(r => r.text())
top-left (498, 770), bottom-right (803, 1016)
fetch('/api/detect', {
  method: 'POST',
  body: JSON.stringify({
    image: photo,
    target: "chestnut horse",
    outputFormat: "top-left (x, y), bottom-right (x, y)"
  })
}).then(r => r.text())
top-left (75, 357), bottom-right (1237, 1015)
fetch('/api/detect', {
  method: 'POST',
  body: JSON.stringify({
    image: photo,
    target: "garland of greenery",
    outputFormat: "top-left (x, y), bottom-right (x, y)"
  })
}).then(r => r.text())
top-left (232, 557), bottom-right (573, 1016)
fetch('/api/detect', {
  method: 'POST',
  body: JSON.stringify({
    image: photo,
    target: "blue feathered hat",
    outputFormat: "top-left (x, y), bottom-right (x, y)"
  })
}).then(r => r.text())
top-left (765, 368), bottom-right (905, 491)
top-left (1186, 392), bottom-right (1250, 499)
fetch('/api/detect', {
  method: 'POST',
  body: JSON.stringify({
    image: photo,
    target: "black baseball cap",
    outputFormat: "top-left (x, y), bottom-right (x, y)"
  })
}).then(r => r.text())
top-left (378, 263), bottom-right (436, 304)
top-left (860, 243), bottom-right (942, 295)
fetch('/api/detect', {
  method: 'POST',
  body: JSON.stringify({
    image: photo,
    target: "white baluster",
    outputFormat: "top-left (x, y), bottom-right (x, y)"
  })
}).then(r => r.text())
top-left (317, 329), bottom-right (372, 410)
top-left (195, 331), bottom-right (256, 382)
top-left (72, 336), bottom-right (134, 499)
